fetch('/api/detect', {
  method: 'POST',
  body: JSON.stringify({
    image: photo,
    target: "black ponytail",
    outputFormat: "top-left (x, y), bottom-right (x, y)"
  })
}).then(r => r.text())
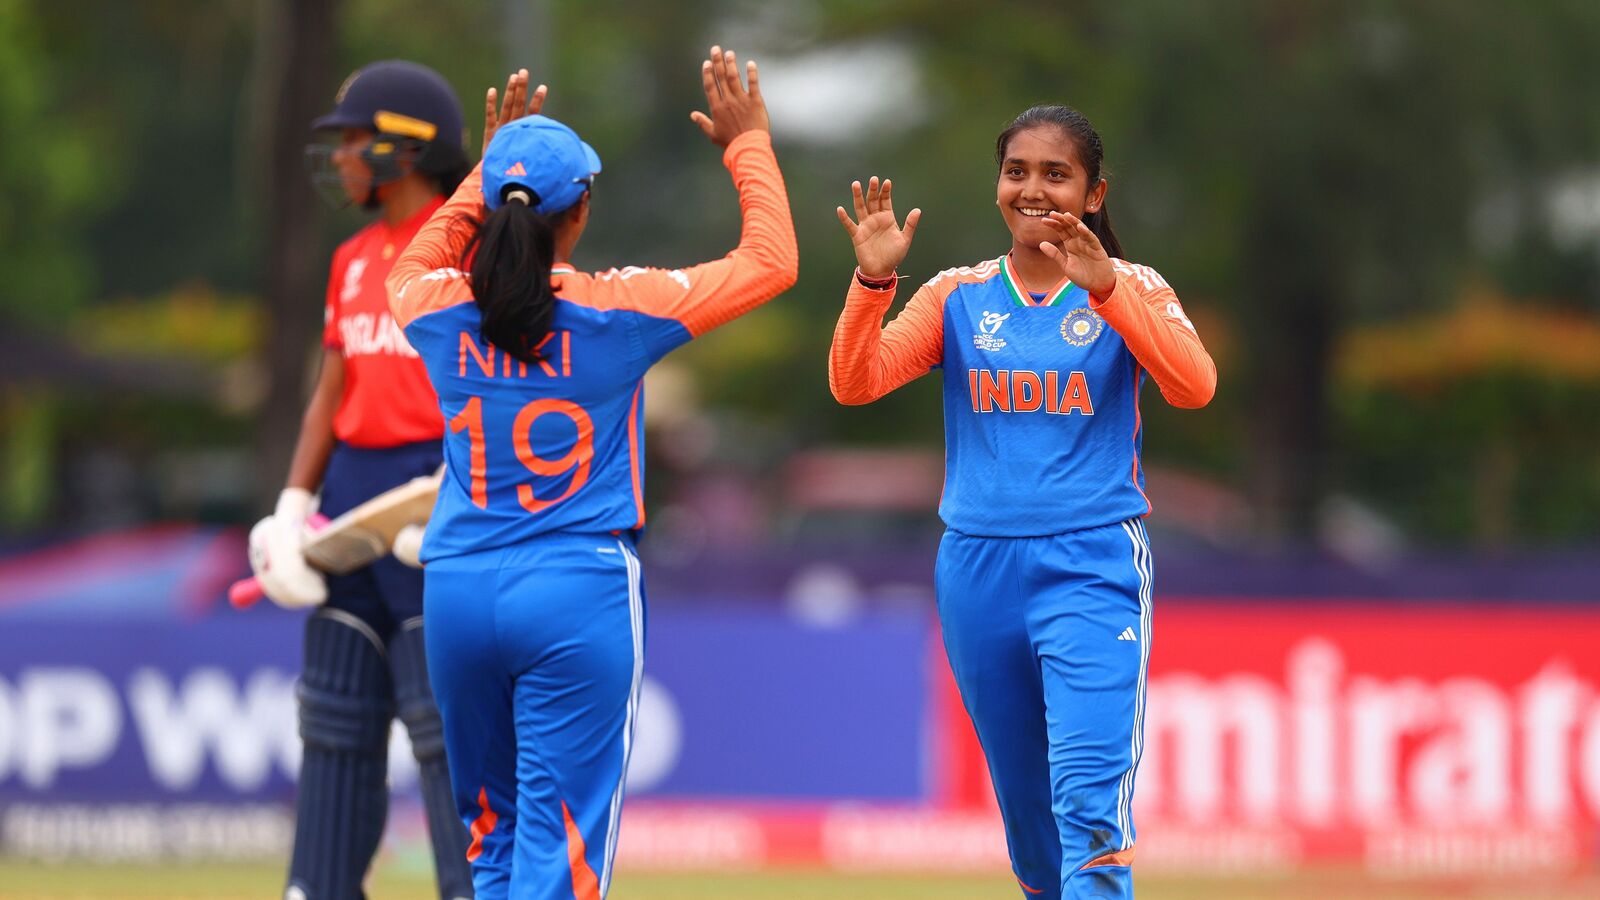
top-left (461, 192), bottom-right (573, 364)
top-left (996, 105), bottom-right (1125, 260)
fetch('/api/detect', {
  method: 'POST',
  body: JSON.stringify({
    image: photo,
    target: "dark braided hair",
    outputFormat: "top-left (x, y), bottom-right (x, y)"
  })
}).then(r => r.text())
top-left (995, 105), bottom-right (1124, 259)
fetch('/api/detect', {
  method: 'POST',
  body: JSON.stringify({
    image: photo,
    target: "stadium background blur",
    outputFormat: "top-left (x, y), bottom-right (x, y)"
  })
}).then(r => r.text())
top-left (3, 1), bottom-right (1600, 897)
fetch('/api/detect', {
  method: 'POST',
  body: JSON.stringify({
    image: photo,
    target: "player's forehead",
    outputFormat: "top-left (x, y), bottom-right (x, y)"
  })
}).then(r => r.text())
top-left (1002, 126), bottom-right (1081, 170)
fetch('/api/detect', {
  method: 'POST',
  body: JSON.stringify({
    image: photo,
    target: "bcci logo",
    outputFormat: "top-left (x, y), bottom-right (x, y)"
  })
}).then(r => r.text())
top-left (1060, 308), bottom-right (1104, 346)
top-left (973, 310), bottom-right (1010, 352)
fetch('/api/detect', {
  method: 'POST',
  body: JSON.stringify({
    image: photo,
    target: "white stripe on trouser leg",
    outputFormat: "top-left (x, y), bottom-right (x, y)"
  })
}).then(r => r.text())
top-left (1116, 519), bottom-right (1153, 853)
top-left (1115, 522), bottom-right (1136, 848)
top-left (1131, 520), bottom-right (1152, 850)
top-left (601, 540), bottom-right (645, 895)
top-left (1126, 521), bottom-right (1153, 851)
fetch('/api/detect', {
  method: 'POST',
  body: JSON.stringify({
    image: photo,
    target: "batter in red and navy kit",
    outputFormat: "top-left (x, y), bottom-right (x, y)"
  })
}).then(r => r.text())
top-left (258, 60), bottom-right (474, 900)
top-left (830, 106), bottom-right (1216, 899)
top-left (387, 52), bottom-right (795, 900)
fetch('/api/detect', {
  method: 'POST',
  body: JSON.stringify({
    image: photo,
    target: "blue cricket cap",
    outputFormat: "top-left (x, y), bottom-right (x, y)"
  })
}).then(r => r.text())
top-left (481, 115), bottom-right (602, 215)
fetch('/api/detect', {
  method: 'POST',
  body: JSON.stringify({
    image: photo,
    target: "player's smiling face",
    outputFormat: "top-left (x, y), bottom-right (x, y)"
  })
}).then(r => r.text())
top-left (332, 128), bottom-right (377, 204)
top-left (997, 126), bottom-right (1106, 250)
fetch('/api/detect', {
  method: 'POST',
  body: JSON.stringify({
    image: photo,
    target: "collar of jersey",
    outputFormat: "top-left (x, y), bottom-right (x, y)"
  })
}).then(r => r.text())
top-left (551, 263), bottom-right (577, 276)
top-left (999, 253), bottom-right (1075, 308)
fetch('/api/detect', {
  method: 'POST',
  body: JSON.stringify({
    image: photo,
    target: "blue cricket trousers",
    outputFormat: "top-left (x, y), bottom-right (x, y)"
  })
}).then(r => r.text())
top-left (935, 518), bottom-right (1153, 900)
top-left (424, 532), bottom-right (645, 900)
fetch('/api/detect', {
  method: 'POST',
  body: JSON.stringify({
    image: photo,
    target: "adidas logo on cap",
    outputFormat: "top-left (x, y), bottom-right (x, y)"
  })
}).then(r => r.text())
top-left (504, 161), bottom-right (527, 177)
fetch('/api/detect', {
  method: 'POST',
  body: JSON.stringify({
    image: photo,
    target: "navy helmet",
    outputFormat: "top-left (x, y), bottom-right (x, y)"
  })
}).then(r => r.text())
top-left (308, 60), bottom-right (468, 202)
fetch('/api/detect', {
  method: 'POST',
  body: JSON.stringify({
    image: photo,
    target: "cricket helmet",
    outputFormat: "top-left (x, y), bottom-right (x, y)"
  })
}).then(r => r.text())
top-left (307, 60), bottom-right (468, 203)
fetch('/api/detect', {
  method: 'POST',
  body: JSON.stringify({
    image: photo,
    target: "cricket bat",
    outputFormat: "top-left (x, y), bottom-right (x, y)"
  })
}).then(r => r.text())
top-left (229, 472), bottom-right (441, 609)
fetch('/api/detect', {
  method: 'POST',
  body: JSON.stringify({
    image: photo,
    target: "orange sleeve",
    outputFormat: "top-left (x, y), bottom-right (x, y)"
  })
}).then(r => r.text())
top-left (588, 130), bottom-right (798, 335)
top-left (828, 274), bottom-right (948, 405)
top-left (387, 164), bottom-right (485, 329)
top-left (1091, 260), bottom-right (1216, 409)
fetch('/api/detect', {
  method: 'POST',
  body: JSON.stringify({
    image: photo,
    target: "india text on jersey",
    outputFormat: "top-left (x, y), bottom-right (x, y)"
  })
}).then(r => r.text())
top-left (968, 368), bottom-right (1094, 415)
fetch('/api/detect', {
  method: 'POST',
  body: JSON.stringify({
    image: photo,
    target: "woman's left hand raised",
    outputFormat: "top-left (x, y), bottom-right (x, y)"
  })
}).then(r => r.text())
top-left (1039, 211), bottom-right (1116, 297)
top-left (482, 69), bottom-right (548, 158)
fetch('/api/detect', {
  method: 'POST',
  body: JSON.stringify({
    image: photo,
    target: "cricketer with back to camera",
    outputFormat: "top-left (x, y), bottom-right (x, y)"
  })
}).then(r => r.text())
top-left (385, 47), bottom-right (796, 900)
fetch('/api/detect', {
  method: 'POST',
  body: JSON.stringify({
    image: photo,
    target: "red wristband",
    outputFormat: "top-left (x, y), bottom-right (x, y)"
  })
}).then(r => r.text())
top-left (855, 267), bottom-right (897, 290)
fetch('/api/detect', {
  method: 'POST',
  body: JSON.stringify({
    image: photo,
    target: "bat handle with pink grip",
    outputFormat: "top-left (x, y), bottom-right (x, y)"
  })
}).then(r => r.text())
top-left (228, 577), bottom-right (266, 609)
top-left (229, 512), bottom-right (330, 610)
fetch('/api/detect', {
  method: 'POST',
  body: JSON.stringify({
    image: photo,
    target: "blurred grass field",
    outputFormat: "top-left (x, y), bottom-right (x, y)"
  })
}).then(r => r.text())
top-left (4, 862), bottom-right (1600, 899)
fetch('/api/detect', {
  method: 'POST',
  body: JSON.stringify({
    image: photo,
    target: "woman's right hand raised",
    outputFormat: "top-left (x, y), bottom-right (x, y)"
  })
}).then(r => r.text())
top-left (836, 176), bottom-right (921, 280)
top-left (690, 45), bottom-right (769, 148)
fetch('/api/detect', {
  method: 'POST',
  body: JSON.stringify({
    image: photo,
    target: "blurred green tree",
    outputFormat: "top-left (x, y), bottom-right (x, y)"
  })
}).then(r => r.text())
top-left (0, 2), bottom-right (106, 325)
top-left (768, 0), bottom-right (1600, 541)
top-left (6, 0), bottom-right (1599, 546)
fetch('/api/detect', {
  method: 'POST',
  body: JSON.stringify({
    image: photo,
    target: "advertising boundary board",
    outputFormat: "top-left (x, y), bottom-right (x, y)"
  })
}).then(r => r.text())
top-left (3, 600), bottom-right (1599, 879)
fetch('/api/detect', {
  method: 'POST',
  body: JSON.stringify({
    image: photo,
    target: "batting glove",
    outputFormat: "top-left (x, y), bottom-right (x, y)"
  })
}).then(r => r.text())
top-left (392, 523), bottom-right (426, 569)
top-left (249, 487), bottom-right (327, 609)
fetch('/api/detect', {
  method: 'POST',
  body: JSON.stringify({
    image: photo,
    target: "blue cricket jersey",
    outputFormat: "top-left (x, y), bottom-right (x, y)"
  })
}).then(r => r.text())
top-left (388, 132), bottom-right (797, 561)
top-left (830, 253), bottom-right (1215, 537)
